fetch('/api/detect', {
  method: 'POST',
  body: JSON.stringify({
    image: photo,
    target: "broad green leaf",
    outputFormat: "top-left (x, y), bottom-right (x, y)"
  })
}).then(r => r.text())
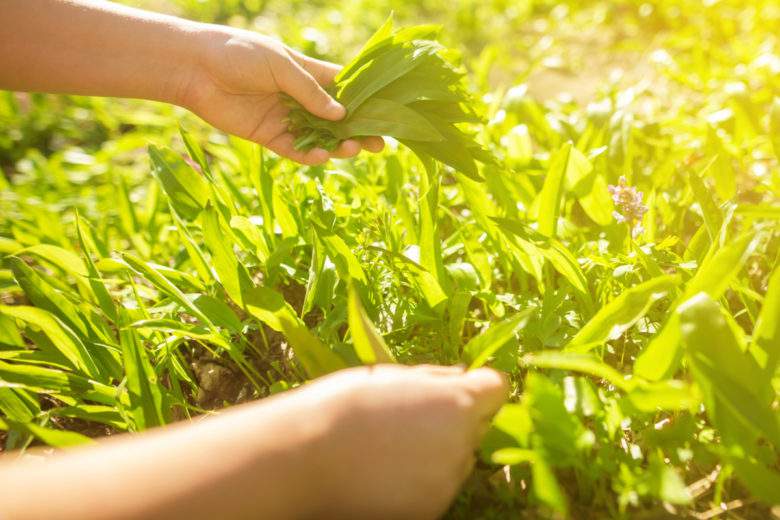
top-left (647, 453), bottom-right (692, 505)
top-left (75, 213), bottom-right (117, 322)
top-left (750, 265), bottom-right (779, 376)
top-left (680, 293), bottom-right (780, 447)
top-left (231, 215), bottom-right (270, 263)
top-left (463, 310), bottom-right (531, 369)
top-left (0, 360), bottom-right (117, 405)
top-left (171, 209), bottom-right (214, 284)
top-left (200, 205), bottom-right (255, 307)
top-left (531, 453), bottom-right (569, 516)
top-left (149, 145), bottom-right (210, 221)
top-left (0, 418), bottom-right (95, 447)
top-left (121, 253), bottom-right (213, 327)
top-left (179, 125), bottom-right (213, 179)
top-left (417, 157), bottom-right (448, 290)
top-left (50, 404), bottom-right (127, 429)
top-left (725, 451), bottom-right (780, 504)
top-left (493, 217), bottom-right (589, 298)
top-left (566, 275), bottom-right (679, 352)
top-left (0, 311), bottom-right (24, 347)
top-left (574, 171), bottom-right (613, 226)
top-left (520, 350), bottom-right (630, 391)
top-left (0, 387), bottom-right (38, 422)
top-left (271, 187), bottom-right (299, 239)
top-left (15, 244), bottom-right (88, 278)
top-left (119, 321), bottom-right (167, 430)
top-left (624, 380), bottom-right (701, 412)
top-left (347, 284), bottom-right (395, 364)
top-left (316, 228), bottom-right (368, 286)
top-left (491, 447), bottom-right (535, 465)
top-left (491, 403), bottom-right (532, 446)
top-left (192, 294), bottom-right (243, 334)
top-left (538, 142), bottom-right (574, 238)
top-left (243, 286), bottom-right (346, 377)
top-left (635, 232), bottom-right (758, 380)
top-left (705, 127), bottom-right (737, 200)
top-left (689, 167), bottom-right (722, 240)
top-left (332, 98), bottom-right (444, 141)
top-left (0, 305), bottom-right (100, 377)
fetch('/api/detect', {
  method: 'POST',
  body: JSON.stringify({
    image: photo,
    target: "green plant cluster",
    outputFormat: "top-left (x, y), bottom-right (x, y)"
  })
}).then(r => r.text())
top-left (1, 0), bottom-right (779, 518)
top-left (286, 16), bottom-right (492, 180)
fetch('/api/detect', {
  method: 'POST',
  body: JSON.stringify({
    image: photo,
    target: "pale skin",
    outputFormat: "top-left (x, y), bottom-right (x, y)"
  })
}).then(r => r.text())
top-left (0, 0), bottom-right (384, 164)
top-left (0, 365), bottom-right (508, 519)
top-left (0, 1), bottom-right (509, 519)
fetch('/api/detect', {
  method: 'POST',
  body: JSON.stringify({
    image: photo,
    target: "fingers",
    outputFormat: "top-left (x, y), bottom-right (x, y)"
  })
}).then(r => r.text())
top-left (260, 133), bottom-right (377, 164)
top-left (459, 369), bottom-right (509, 420)
top-left (286, 48), bottom-right (341, 86)
top-left (331, 139), bottom-right (361, 159)
top-left (264, 133), bottom-right (330, 166)
top-left (277, 57), bottom-right (345, 121)
top-left (361, 136), bottom-right (385, 153)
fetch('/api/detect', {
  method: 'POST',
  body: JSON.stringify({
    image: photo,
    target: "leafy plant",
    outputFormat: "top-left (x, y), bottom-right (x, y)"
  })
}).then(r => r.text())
top-left (1, 1), bottom-right (780, 518)
top-left (286, 16), bottom-right (493, 179)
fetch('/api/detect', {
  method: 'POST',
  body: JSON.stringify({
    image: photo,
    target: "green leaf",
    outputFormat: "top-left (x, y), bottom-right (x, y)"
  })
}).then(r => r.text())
top-left (14, 244), bottom-right (88, 278)
top-left (647, 453), bottom-right (692, 505)
top-left (315, 228), bottom-right (368, 286)
top-left (463, 310), bottom-right (531, 369)
top-left (347, 283), bottom-right (395, 364)
top-left (0, 306), bottom-right (25, 348)
top-left (531, 453), bottom-right (569, 516)
top-left (538, 142), bottom-right (575, 238)
top-left (149, 145), bottom-right (210, 221)
top-left (200, 205), bottom-right (255, 307)
top-left (520, 350), bottom-right (630, 391)
top-left (624, 380), bottom-right (701, 413)
top-left (332, 98), bottom-right (444, 141)
top-left (750, 264), bottom-right (779, 376)
top-left (0, 418), bottom-right (95, 447)
top-left (0, 360), bottom-right (118, 405)
top-left (689, 166), bottom-right (723, 240)
top-left (635, 232), bottom-right (759, 381)
top-left (243, 286), bottom-right (346, 377)
top-left (0, 387), bottom-right (38, 422)
top-left (75, 213), bottom-right (117, 322)
top-left (119, 318), bottom-right (167, 430)
top-left (725, 451), bottom-right (780, 504)
top-left (680, 293), bottom-right (780, 446)
top-left (0, 305), bottom-right (100, 378)
top-left (566, 275), bottom-right (679, 352)
top-left (121, 253), bottom-right (213, 327)
top-left (493, 217), bottom-right (589, 299)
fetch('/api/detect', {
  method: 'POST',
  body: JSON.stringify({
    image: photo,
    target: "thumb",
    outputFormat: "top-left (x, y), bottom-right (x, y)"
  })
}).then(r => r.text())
top-left (278, 58), bottom-right (346, 121)
top-left (459, 368), bottom-right (509, 419)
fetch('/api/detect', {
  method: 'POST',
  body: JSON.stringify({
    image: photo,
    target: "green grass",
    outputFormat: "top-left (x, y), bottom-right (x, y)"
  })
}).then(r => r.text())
top-left (1, 0), bottom-right (779, 518)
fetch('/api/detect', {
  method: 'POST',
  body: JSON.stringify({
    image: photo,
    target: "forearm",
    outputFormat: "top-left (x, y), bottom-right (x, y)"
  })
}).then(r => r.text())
top-left (0, 0), bottom-right (199, 104)
top-left (0, 389), bottom-right (331, 520)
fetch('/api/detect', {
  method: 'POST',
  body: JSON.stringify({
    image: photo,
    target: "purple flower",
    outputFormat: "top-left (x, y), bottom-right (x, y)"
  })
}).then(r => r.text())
top-left (608, 176), bottom-right (648, 237)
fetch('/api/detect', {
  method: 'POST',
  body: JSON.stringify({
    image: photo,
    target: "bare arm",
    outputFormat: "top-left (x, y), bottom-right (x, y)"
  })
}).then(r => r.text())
top-left (0, 366), bottom-right (507, 520)
top-left (0, 0), bottom-right (383, 164)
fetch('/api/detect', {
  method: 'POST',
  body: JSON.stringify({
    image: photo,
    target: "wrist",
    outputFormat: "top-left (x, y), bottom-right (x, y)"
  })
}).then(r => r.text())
top-left (155, 20), bottom-right (210, 108)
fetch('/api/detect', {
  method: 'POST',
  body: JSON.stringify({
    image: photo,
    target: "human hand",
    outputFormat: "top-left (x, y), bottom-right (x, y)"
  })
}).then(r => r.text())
top-left (302, 365), bottom-right (509, 519)
top-left (177, 25), bottom-right (384, 165)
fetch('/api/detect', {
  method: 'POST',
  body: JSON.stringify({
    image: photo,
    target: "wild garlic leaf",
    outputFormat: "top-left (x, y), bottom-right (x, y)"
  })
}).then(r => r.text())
top-left (331, 98), bottom-right (444, 141)
top-left (286, 15), bottom-right (493, 178)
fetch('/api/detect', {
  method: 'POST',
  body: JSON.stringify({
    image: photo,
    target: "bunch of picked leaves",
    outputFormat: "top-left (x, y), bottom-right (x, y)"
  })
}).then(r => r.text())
top-left (285, 16), bottom-right (493, 180)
